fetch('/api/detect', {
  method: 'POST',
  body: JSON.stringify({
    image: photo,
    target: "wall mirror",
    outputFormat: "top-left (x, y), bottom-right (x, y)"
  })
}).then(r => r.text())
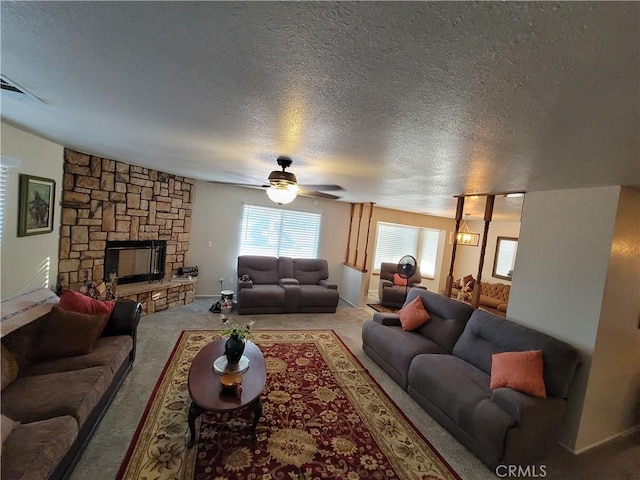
top-left (493, 237), bottom-right (518, 281)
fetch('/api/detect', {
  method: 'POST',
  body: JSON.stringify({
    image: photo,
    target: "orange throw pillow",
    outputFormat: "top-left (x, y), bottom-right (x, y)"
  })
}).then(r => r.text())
top-left (393, 273), bottom-right (408, 286)
top-left (490, 350), bottom-right (547, 398)
top-left (397, 296), bottom-right (431, 331)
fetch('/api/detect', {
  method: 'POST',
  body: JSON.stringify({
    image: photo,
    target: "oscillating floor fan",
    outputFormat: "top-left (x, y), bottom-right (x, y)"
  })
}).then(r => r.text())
top-left (397, 255), bottom-right (417, 302)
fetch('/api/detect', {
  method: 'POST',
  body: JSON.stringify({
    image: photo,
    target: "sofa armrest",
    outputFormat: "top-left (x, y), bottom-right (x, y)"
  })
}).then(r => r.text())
top-left (410, 283), bottom-right (427, 290)
top-left (319, 279), bottom-right (337, 290)
top-left (102, 299), bottom-right (142, 362)
top-left (238, 279), bottom-right (253, 289)
top-left (372, 312), bottom-right (401, 326)
top-left (280, 277), bottom-right (300, 286)
top-left (492, 388), bottom-right (564, 422)
top-left (379, 279), bottom-right (393, 289)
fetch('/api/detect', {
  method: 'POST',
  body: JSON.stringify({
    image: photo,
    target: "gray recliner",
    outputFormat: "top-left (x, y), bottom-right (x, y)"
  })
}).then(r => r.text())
top-left (237, 256), bottom-right (339, 314)
top-left (378, 262), bottom-right (426, 308)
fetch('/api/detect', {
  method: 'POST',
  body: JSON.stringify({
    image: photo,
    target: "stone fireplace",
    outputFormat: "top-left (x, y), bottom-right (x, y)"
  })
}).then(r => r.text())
top-left (58, 149), bottom-right (195, 312)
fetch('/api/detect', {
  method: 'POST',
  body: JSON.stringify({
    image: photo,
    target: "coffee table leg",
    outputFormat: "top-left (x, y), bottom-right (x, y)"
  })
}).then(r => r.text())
top-left (187, 402), bottom-right (204, 448)
top-left (250, 397), bottom-right (262, 440)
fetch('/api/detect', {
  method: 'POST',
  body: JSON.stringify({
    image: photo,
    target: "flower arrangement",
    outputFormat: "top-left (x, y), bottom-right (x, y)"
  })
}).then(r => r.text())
top-left (219, 298), bottom-right (255, 340)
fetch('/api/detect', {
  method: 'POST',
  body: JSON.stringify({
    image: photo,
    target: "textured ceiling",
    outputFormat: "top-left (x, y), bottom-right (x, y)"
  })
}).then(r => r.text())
top-left (1, 2), bottom-right (638, 220)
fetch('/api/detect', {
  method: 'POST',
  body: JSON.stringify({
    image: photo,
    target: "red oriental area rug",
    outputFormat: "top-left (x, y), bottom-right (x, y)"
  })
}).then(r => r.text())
top-left (116, 330), bottom-right (460, 480)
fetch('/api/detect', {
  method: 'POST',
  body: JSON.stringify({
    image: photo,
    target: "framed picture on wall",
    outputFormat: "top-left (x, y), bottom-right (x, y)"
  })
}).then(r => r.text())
top-left (18, 174), bottom-right (56, 236)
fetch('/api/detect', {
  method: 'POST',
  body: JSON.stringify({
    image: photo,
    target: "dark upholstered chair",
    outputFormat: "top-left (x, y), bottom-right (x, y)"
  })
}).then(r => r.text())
top-left (378, 262), bottom-right (426, 308)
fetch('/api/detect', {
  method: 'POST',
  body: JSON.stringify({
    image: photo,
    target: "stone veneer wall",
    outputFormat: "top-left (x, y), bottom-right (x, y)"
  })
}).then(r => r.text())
top-left (58, 148), bottom-right (195, 294)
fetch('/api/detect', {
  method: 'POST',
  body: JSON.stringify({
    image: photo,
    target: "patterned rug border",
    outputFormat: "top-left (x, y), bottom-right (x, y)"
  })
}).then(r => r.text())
top-left (116, 329), bottom-right (461, 480)
top-left (367, 303), bottom-right (400, 313)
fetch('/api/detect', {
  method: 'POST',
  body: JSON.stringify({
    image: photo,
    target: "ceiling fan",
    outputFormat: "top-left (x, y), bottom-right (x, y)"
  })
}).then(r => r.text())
top-left (217, 156), bottom-right (343, 205)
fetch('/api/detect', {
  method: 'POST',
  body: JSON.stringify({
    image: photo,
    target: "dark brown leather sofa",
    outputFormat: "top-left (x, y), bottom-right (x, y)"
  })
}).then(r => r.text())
top-left (1, 293), bottom-right (141, 480)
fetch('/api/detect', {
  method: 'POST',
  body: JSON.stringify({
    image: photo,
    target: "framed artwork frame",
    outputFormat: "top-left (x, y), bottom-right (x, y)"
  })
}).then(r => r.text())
top-left (18, 174), bottom-right (56, 237)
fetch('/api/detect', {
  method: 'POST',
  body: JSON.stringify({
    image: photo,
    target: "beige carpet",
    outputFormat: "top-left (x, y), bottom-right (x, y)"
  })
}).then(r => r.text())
top-left (116, 330), bottom-right (460, 479)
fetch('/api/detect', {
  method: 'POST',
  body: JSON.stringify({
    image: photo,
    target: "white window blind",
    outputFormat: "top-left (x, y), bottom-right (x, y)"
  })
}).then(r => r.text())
top-left (0, 164), bottom-right (9, 240)
top-left (373, 222), bottom-right (442, 279)
top-left (372, 223), bottom-right (419, 270)
top-left (419, 229), bottom-right (440, 278)
top-left (239, 205), bottom-right (321, 258)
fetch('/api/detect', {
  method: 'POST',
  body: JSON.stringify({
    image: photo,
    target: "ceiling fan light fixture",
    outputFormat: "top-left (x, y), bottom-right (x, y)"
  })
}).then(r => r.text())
top-left (266, 183), bottom-right (298, 205)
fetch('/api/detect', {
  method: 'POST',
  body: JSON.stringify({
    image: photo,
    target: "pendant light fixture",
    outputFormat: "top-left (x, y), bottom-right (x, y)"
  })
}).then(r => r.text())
top-left (450, 214), bottom-right (480, 246)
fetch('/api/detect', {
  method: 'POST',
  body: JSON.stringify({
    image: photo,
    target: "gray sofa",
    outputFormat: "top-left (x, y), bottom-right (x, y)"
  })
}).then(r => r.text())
top-left (237, 256), bottom-right (339, 314)
top-left (378, 262), bottom-right (426, 308)
top-left (362, 288), bottom-right (581, 468)
top-left (1, 291), bottom-right (141, 480)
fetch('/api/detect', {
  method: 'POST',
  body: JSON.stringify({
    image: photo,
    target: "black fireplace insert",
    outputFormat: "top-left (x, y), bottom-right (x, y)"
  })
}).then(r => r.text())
top-left (104, 240), bottom-right (166, 285)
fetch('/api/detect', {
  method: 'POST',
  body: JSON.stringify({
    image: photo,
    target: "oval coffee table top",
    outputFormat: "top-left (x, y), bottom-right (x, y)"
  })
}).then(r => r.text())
top-left (188, 339), bottom-right (266, 412)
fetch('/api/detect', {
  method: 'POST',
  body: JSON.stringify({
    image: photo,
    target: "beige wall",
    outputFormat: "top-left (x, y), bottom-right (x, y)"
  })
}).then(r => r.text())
top-left (189, 181), bottom-right (352, 296)
top-left (575, 187), bottom-right (640, 451)
top-left (1, 122), bottom-right (63, 300)
top-left (365, 207), bottom-right (455, 297)
top-left (508, 186), bottom-right (626, 451)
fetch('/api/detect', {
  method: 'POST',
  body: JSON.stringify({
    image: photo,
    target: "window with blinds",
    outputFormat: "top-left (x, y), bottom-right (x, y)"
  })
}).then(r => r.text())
top-left (239, 204), bottom-right (322, 258)
top-left (0, 164), bottom-right (9, 239)
top-left (373, 222), bottom-right (442, 279)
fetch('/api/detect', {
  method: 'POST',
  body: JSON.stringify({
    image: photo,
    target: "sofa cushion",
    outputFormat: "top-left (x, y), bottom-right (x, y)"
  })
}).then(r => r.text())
top-left (362, 319), bottom-right (448, 389)
top-left (406, 289), bottom-right (475, 352)
top-left (1, 416), bottom-right (77, 480)
top-left (59, 289), bottom-right (116, 323)
top-left (237, 256), bottom-right (280, 284)
top-left (1, 345), bottom-right (19, 390)
top-left (293, 258), bottom-right (329, 285)
top-left (407, 354), bottom-right (516, 459)
top-left (1, 315), bottom-right (48, 371)
top-left (491, 350), bottom-right (546, 398)
top-left (1, 366), bottom-right (114, 426)
top-left (398, 296), bottom-right (430, 331)
top-left (453, 309), bottom-right (581, 398)
top-left (239, 284), bottom-right (285, 308)
top-left (1, 414), bottom-right (19, 449)
top-left (298, 285), bottom-right (339, 307)
top-left (21, 336), bottom-right (132, 377)
top-left (38, 306), bottom-right (107, 358)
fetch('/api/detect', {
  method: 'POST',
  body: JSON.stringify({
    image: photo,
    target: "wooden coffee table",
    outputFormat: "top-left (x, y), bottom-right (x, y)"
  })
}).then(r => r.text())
top-left (187, 339), bottom-right (266, 447)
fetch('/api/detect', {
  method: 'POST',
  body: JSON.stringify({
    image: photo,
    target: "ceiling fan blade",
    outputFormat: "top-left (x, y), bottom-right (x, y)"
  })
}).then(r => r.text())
top-left (208, 180), bottom-right (268, 190)
top-left (298, 184), bottom-right (343, 191)
top-left (297, 190), bottom-right (341, 200)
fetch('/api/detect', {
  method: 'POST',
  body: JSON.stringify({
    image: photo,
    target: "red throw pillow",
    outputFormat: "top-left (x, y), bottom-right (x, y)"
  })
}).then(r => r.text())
top-left (59, 290), bottom-right (115, 324)
top-left (490, 350), bottom-right (546, 398)
top-left (393, 273), bottom-right (408, 286)
top-left (397, 296), bottom-right (431, 331)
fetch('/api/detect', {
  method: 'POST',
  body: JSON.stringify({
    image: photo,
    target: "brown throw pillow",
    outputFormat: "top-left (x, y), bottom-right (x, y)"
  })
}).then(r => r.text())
top-left (38, 306), bottom-right (106, 358)
top-left (1, 345), bottom-right (19, 390)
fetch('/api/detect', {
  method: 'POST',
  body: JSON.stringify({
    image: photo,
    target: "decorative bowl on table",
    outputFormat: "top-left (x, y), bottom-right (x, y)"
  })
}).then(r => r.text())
top-left (220, 372), bottom-right (243, 390)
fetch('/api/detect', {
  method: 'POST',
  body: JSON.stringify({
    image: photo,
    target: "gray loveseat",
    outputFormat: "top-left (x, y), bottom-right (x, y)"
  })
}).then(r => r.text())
top-left (237, 256), bottom-right (339, 314)
top-left (362, 288), bottom-right (581, 469)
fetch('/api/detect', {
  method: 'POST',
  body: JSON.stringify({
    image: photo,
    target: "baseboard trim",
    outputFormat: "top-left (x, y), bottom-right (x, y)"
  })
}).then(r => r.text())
top-left (559, 423), bottom-right (640, 455)
top-left (339, 296), bottom-right (360, 308)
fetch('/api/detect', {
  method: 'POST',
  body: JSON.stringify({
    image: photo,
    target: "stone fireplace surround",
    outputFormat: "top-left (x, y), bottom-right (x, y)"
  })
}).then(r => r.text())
top-left (59, 149), bottom-right (196, 313)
